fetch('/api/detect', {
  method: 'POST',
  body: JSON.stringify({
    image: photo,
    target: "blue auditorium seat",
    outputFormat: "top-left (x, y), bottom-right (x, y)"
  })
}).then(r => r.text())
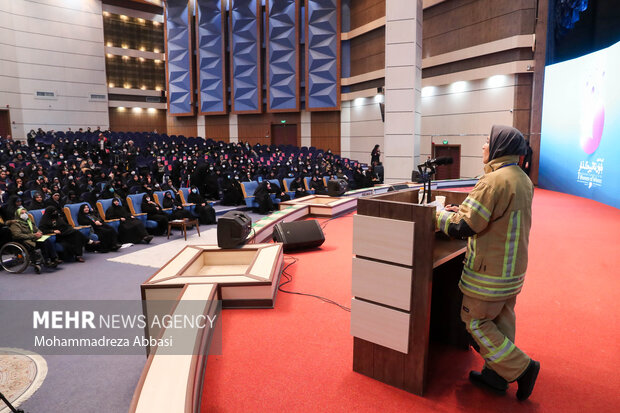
top-left (61, 203), bottom-right (99, 240)
top-left (125, 194), bottom-right (158, 231)
top-left (95, 198), bottom-right (121, 231)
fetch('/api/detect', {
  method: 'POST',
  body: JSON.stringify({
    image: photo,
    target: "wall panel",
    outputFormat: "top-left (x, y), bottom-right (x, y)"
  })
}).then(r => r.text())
top-left (229, 0), bottom-right (261, 114)
top-left (350, 0), bottom-right (385, 30)
top-left (195, 0), bottom-right (227, 115)
top-left (109, 108), bottom-right (167, 133)
top-left (0, 0), bottom-right (108, 138)
top-left (350, 28), bottom-right (385, 77)
top-left (167, 114), bottom-right (198, 137)
top-left (266, 0), bottom-right (299, 112)
top-left (311, 111), bottom-right (340, 154)
top-left (305, 0), bottom-right (341, 111)
top-left (204, 114), bottom-right (230, 141)
top-left (165, 0), bottom-right (194, 115)
top-left (238, 113), bottom-right (301, 146)
top-left (423, 0), bottom-right (536, 58)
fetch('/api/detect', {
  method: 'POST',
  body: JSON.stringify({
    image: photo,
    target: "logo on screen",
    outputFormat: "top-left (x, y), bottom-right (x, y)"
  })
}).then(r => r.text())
top-left (580, 69), bottom-right (605, 154)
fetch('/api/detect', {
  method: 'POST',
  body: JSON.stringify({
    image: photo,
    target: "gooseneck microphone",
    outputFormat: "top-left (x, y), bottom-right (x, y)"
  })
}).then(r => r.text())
top-left (420, 156), bottom-right (453, 168)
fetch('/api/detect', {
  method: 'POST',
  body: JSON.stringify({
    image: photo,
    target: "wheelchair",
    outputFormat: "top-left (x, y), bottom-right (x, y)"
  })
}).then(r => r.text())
top-left (0, 228), bottom-right (45, 274)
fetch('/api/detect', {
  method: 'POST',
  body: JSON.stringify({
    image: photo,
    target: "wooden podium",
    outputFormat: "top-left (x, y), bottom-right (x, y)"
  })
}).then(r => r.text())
top-left (350, 188), bottom-right (470, 396)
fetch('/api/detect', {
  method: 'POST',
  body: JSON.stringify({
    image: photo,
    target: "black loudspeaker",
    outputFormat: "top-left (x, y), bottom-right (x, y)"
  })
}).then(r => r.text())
top-left (217, 211), bottom-right (252, 249)
top-left (272, 220), bottom-right (325, 252)
top-left (327, 179), bottom-right (347, 196)
top-left (388, 184), bottom-right (409, 192)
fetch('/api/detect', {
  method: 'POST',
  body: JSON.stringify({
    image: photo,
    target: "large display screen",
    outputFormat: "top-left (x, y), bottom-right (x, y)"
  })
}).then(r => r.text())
top-left (539, 41), bottom-right (620, 209)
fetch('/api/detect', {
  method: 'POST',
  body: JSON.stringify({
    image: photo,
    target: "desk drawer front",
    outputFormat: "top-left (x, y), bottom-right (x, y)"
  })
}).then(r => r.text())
top-left (352, 257), bottom-right (412, 311)
top-left (350, 298), bottom-right (410, 354)
top-left (352, 214), bottom-right (415, 266)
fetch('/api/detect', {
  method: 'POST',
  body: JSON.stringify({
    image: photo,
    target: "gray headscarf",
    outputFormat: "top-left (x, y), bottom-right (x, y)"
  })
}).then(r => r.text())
top-left (488, 125), bottom-right (527, 161)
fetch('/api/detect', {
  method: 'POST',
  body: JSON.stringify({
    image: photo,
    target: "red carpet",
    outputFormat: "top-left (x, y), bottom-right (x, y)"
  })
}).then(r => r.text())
top-left (202, 189), bottom-right (620, 412)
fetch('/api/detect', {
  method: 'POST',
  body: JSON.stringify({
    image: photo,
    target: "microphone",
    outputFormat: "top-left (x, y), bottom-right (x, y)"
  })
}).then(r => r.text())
top-left (419, 156), bottom-right (453, 168)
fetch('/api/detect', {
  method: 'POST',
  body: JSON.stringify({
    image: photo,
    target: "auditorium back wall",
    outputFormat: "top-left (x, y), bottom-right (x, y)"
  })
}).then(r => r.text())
top-left (0, 0), bottom-right (109, 138)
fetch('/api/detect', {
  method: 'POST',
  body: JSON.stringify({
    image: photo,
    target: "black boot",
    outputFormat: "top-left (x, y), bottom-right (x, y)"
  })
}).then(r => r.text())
top-left (516, 359), bottom-right (540, 401)
top-left (469, 368), bottom-right (508, 395)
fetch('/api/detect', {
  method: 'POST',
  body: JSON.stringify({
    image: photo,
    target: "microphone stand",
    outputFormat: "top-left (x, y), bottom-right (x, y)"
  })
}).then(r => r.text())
top-left (417, 163), bottom-right (436, 204)
top-left (0, 391), bottom-right (25, 413)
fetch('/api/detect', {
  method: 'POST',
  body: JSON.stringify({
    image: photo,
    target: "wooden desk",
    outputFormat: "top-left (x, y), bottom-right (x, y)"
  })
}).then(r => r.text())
top-left (167, 218), bottom-right (200, 241)
top-left (351, 189), bottom-right (469, 396)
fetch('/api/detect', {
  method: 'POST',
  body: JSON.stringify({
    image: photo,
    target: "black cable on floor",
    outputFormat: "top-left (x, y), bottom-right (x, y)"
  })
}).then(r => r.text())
top-left (278, 255), bottom-right (350, 312)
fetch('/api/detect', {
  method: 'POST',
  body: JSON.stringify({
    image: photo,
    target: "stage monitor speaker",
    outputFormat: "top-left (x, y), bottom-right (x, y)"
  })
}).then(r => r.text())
top-left (388, 184), bottom-right (409, 192)
top-left (217, 211), bottom-right (252, 249)
top-left (272, 220), bottom-right (325, 252)
top-left (327, 179), bottom-right (347, 196)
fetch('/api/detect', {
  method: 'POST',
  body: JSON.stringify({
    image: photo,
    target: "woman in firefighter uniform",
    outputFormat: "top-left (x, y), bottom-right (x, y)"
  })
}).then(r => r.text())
top-left (435, 125), bottom-right (540, 401)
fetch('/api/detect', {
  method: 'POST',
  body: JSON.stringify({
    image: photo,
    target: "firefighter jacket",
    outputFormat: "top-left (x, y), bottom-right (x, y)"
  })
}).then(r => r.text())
top-left (436, 155), bottom-right (534, 301)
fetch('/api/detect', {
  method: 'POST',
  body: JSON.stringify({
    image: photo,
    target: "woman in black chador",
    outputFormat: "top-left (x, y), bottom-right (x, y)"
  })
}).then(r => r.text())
top-left (253, 181), bottom-right (275, 214)
top-left (310, 175), bottom-right (328, 195)
top-left (187, 186), bottom-right (216, 225)
top-left (105, 198), bottom-right (153, 244)
top-left (289, 176), bottom-right (309, 199)
top-left (162, 191), bottom-right (194, 220)
top-left (39, 206), bottom-right (91, 262)
top-left (77, 203), bottom-right (120, 252)
top-left (140, 193), bottom-right (169, 235)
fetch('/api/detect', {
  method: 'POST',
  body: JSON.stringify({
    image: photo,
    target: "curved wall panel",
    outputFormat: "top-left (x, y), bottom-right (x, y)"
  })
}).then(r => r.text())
top-left (305, 0), bottom-right (341, 111)
top-left (195, 0), bottom-right (227, 115)
top-left (229, 0), bottom-right (261, 114)
top-left (165, 0), bottom-right (194, 116)
top-left (266, 0), bottom-right (299, 112)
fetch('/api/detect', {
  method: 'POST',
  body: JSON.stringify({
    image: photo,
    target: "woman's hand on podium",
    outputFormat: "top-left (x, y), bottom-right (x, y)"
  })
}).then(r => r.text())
top-left (445, 204), bottom-right (460, 213)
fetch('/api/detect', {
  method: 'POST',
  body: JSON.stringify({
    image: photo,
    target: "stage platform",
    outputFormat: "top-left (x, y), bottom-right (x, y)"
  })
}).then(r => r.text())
top-left (278, 194), bottom-right (357, 216)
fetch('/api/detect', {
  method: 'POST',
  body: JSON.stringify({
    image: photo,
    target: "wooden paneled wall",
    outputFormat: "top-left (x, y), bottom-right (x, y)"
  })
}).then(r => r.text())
top-left (423, 0), bottom-right (537, 58)
top-left (311, 111), bottom-right (341, 154)
top-left (109, 108), bottom-right (167, 133)
top-left (350, 28), bottom-right (385, 77)
top-left (237, 112), bottom-right (301, 146)
top-left (166, 114), bottom-right (197, 137)
top-left (513, 73), bottom-right (533, 141)
top-left (204, 115), bottom-right (230, 142)
top-left (350, 0), bottom-right (385, 30)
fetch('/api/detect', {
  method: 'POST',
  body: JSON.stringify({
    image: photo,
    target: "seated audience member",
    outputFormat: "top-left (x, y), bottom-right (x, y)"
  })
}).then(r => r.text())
top-left (105, 198), bottom-right (153, 244)
top-left (77, 204), bottom-right (120, 253)
top-left (39, 205), bottom-right (92, 262)
top-left (187, 186), bottom-right (216, 225)
top-left (140, 193), bottom-right (169, 235)
top-left (2, 195), bottom-right (24, 222)
top-left (45, 191), bottom-right (64, 212)
top-left (27, 191), bottom-right (46, 210)
top-left (162, 191), bottom-right (193, 220)
top-left (220, 175), bottom-right (245, 206)
top-left (269, 180), bottom-right (290, 202)
top-left (9, 207), bottom-right (60, 268)
top-left (290, 176), bottom-right (309, 199)
top-left (310, 175), bottom-right (328, 195)
top-left (253, 181), bottom-right (275, 214)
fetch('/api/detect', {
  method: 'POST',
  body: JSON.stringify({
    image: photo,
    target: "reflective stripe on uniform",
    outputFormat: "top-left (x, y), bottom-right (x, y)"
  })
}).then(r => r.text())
top-left (469, 322), bottom-right (516, 364)
top-left (485, 337), bottom-right (516, 364)
top-left (437, 210), bottom-right (453, 234)
top-left (469, 319), bottom-right (494, 353)
top-left (463, 197), bottom-right (491, 222)
top-left (460, 279), bottom-right (523, 298)
top-left (502, 210), bottom-right (521, 277)
top-left (467, 235), bottom-right (477, 268)
top-left (461, 264), bottom-right (525, 298)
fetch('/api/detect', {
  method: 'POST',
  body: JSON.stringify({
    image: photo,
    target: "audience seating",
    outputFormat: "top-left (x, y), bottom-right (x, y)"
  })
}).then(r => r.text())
top-left (125, 194), bottom-right (158, 231)
top-left (95, 198), bottom-right (122, 231)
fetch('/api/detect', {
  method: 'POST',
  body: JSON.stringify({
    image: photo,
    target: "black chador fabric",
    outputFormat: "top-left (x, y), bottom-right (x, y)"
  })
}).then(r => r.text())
top-left (140, 194), bottom-right (169, 235)
top-left (77, 204), bottom-right (118, 252)
top-left (162, 193), bottom-right (193, 220)
top-left (290, 178), bottom-right (309, 198)
top-left (38, 206), bottom-right (88, 259)
top-left (253, 181), bottom-right (275, 214)
top-left (220, 177), bottom-right (244, 206)
top-left (310, 177), bottom-right (327, 195)
top-left (105, 200), bottom-right (150, 244)
top-left (187, 189), bottom-right (216, 225)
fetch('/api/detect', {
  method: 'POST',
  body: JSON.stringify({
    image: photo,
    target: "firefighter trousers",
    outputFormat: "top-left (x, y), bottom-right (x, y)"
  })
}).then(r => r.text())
top-left (460, 295), bottom-right (531, 382)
